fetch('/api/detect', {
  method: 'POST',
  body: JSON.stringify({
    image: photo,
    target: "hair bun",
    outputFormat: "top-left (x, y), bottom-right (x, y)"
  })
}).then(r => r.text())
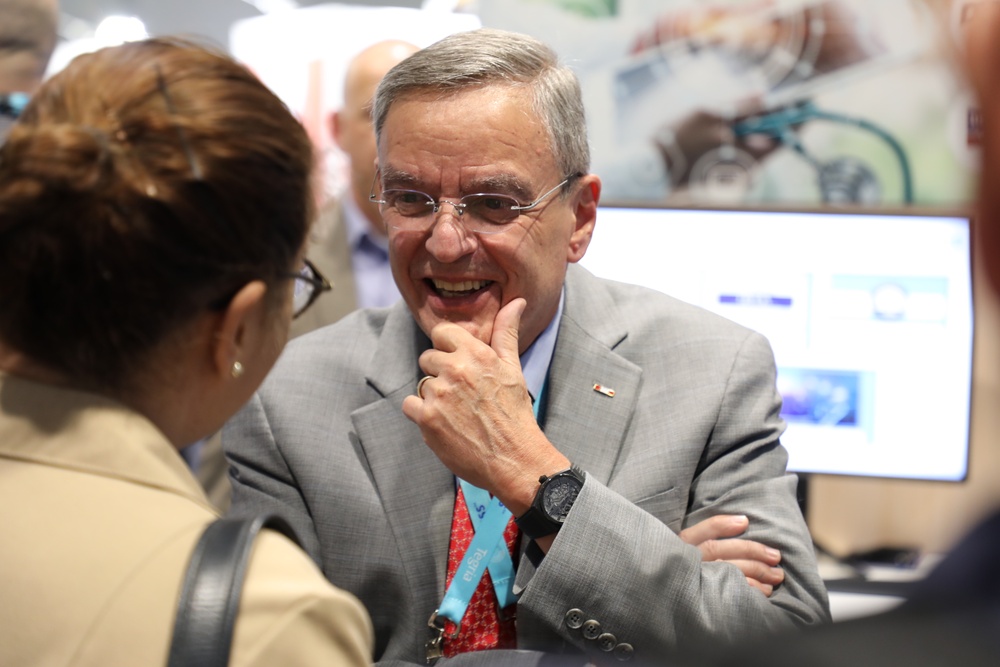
top-left (0, 38), bottom-right (314, 393)
top-left (2, 122), bottom-right (118, 196)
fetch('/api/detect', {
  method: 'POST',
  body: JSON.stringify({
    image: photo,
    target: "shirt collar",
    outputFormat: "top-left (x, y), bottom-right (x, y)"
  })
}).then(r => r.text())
top-left (520, 288), bottom-right (564, 402)
top-left (342, 192), bottom-right (390, 254)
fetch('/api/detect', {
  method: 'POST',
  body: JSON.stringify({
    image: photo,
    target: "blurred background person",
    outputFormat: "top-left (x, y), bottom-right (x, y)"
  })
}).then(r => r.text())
top-left (0, 0), bottom-right (58, 140)
top-left (292, 38), bottom-right (419, 337)
top-left (0, 37), bottom-right (372, 666)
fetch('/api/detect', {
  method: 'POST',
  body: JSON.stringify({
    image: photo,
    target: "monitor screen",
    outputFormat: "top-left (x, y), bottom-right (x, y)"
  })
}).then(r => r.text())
top-left (580, 205), bottom-right (974, 481)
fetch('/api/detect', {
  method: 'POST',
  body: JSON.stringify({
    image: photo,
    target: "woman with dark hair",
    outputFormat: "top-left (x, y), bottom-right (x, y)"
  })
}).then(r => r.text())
top-left (0, 38), bottom-right (372, 666)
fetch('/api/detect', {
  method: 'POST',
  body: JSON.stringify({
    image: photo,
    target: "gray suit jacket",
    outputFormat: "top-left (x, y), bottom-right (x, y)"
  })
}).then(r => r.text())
top-left (224, 264), bottom-right (830, 666)
top-left (290, 198), bottom-right (359, 339)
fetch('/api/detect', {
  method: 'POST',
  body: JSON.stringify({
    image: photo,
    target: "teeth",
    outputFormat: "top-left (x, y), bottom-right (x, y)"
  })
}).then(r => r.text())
top-left (432, 279), bottom-right (489, 293)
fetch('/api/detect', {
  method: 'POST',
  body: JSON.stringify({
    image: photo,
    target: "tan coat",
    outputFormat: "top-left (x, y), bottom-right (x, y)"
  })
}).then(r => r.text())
top-left (0, 372), bottom-right (373, 667)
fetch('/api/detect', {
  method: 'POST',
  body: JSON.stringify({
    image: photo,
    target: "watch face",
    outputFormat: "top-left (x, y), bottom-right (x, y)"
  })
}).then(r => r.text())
top-left (542, 476), bottom-right (581, 522)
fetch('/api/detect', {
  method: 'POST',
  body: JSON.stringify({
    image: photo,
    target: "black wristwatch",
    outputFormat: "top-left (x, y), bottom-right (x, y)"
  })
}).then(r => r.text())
top-left (514, 466), bottom-right (585, 540)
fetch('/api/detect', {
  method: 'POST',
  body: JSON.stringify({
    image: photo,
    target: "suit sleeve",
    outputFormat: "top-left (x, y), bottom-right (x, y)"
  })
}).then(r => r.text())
top-left (513, 330), bottom-right (830, 661)
top-left (222, 392), bottom-right (325, 566)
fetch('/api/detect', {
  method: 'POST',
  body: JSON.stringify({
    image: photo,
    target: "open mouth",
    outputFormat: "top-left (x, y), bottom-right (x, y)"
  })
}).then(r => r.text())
top-left (428, 278), bottom-right (493, 298)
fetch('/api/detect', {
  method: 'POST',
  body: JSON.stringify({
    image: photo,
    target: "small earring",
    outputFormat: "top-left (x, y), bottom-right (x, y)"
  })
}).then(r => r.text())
top-left (231, 361), bottom-right (244, 379)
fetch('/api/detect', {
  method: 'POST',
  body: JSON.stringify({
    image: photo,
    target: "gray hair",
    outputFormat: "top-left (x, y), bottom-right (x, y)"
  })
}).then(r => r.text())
top-left (372, 28), bottom-right (590, 179)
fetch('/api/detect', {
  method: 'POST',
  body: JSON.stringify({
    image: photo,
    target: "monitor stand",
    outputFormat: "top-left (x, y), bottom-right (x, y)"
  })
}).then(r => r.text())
top-left (796, 472), bottom-right (838, 560)
top-left (797, 472), bottom-right (923, 598)
top-left (796, 472), bottom-right (811, 521)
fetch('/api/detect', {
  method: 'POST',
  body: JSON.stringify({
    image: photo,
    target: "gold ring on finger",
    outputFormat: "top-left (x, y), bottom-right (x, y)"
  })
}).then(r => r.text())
top-left (417, 375), bottom-right (433, 399)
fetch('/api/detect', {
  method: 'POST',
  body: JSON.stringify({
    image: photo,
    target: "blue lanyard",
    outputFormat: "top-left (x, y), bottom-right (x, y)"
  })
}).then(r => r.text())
top-left (457, 481), bottom-right (517, 609)
top-left (431, 383), bottom-right (545, 634)
top-left (437, 490), bottom-right (514, 629)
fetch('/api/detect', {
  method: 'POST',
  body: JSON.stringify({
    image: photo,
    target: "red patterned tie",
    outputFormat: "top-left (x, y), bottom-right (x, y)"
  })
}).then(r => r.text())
top-left (443, 485), bottom-right (519, 655)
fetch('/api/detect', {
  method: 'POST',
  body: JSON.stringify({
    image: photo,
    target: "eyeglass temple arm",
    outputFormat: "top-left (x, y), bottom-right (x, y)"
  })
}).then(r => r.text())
top-left (511, 173), bottom-right (582, 212)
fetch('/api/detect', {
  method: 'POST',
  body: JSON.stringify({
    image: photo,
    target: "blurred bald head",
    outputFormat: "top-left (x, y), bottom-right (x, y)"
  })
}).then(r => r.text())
top-left (0, 0), bottom-right (58, 94)
top-left (332, 39), bottom-right (419, 234)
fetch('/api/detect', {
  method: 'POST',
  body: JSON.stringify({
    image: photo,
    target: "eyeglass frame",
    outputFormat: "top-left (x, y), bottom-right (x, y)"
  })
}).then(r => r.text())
top-left (284, 258), bottom-right (333, 318)
top-left (368, 172), bottom-right (583, 235)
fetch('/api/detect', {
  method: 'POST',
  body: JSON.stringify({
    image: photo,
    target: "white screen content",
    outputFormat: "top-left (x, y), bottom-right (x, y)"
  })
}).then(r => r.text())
top-left (580, 206), bottom-right (973, 481)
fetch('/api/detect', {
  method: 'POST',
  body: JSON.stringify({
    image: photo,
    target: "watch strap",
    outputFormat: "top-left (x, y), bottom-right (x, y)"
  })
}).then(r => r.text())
top-left (514, 504), bottom-right (558, 541)
top-left (514, 466), bottom-right (585, 540)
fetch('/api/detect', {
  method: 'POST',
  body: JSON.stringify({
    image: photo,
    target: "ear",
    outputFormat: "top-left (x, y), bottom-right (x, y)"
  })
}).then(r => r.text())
top-left (567, 174), bottom-right (601, 263)
top-left (330, 110), bottom-right (345, 150)
top-left (210, 280), bottom-right (269, 380)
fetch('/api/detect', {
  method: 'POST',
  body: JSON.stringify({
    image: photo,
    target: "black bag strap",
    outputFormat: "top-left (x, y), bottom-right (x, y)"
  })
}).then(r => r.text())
top-left (167, 514), bottom-right (301, 667)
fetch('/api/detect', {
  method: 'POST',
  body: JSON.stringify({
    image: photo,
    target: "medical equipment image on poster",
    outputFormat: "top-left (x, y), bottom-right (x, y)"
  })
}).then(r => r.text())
top-left (478, 0), bottom-right (980, 207)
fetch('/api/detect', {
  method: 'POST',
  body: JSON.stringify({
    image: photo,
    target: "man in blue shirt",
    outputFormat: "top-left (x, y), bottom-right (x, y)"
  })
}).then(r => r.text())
top-left (291, 39), bottom-right (419, 338)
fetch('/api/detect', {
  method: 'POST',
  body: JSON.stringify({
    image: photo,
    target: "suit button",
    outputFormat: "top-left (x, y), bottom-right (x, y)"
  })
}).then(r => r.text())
top-left (597, 633), bottom-right (617, 652)
top-left (613, 643), bottom-right (634, 661)
top-left (564, 609), bottom-right (584, 629)
top-left (582, 619), bottom-right (601, 640)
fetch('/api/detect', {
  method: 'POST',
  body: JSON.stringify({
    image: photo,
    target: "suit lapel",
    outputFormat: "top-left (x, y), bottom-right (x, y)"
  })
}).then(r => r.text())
top-left (542, 266), bottom-right (642, 487)
top-left (352, 305), bottom-right (454, 606)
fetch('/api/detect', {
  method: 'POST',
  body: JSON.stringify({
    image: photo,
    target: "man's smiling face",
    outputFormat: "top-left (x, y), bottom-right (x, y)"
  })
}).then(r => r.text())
top-left (377, 85), bottom-right (595, 352)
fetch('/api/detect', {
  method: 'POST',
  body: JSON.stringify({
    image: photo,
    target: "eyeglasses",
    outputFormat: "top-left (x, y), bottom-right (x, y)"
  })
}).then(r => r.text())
top-left (285, 258), bottom-right (332, 318)
top-left (369, 173), bottom-right (581, 235)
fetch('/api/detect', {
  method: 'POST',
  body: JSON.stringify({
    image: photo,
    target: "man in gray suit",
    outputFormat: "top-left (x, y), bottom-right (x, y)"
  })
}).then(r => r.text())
top-left (224, 27), bottom-right (829, 666)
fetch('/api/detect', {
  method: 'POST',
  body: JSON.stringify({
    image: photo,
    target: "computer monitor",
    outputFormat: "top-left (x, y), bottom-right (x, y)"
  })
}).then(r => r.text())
top-left (580, 204), bottom-right (974, 481)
